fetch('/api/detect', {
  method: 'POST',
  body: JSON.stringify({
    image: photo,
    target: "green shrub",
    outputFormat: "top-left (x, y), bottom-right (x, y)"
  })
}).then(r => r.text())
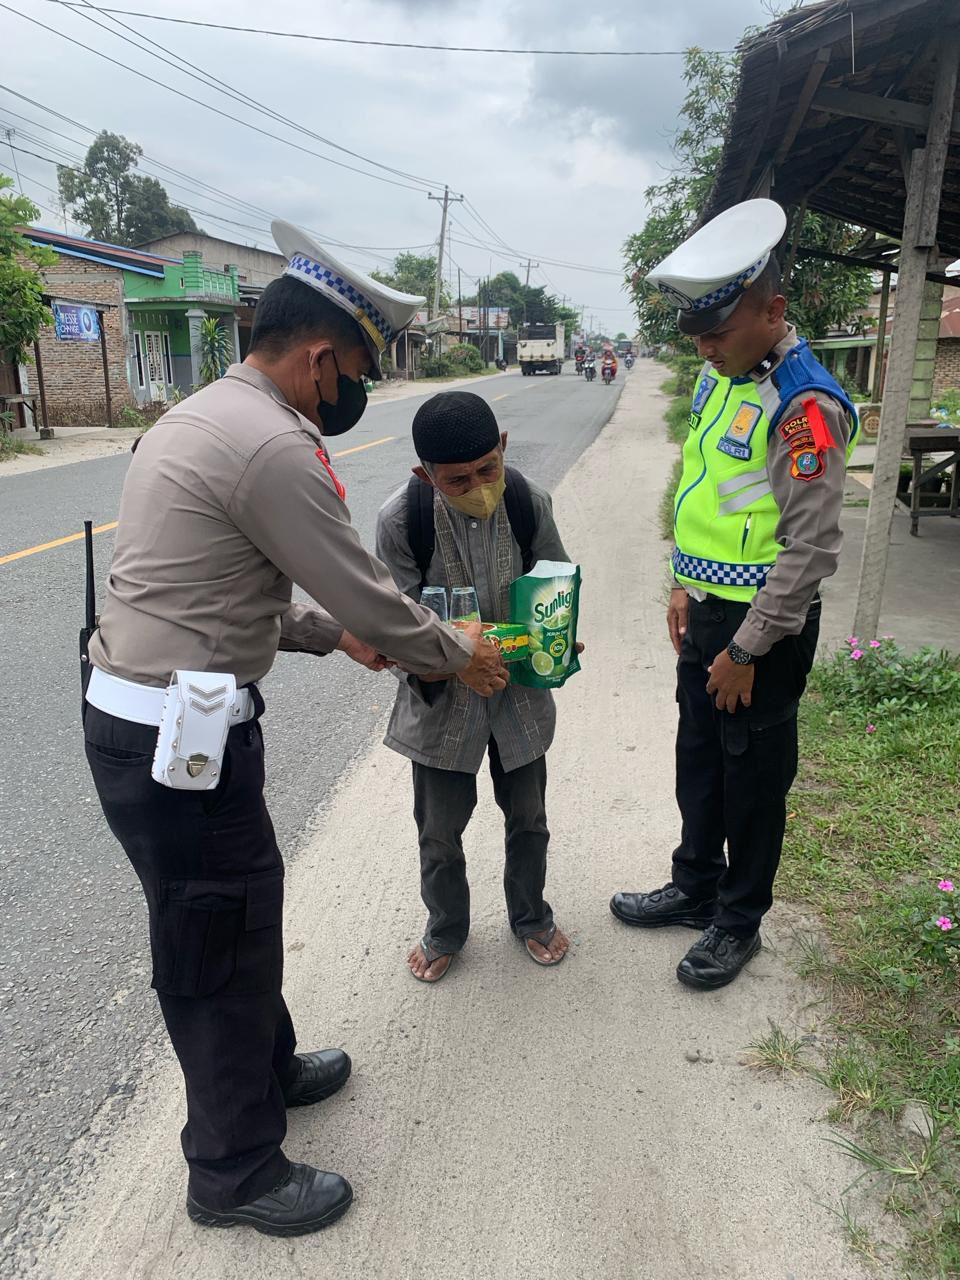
top-left (447, 343), bottom-right (484, 373)
top-left (814, 636), bottom-right (960, 718)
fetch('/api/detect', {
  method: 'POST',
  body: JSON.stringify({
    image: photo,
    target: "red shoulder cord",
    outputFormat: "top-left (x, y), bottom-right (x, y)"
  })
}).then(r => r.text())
top-left (802, 397), bottom-right (837, 453)
top-left (316, 448), bottom-right (346, 501)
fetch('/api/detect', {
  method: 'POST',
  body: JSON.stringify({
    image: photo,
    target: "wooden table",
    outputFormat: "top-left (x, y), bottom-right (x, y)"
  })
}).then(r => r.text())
top-left (899, 425), bottom-right (960, 536)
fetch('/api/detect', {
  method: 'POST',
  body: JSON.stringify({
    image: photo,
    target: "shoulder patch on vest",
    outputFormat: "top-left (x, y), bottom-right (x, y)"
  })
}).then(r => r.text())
top-left (691, 374), bottom-right (718, 415)
top-left (717, 402), bottom-right (762, 460)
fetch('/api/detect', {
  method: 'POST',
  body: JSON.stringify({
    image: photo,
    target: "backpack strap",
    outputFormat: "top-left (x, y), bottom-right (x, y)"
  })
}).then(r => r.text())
top-left (503, 466), bottom-right (536, 574)
top-left (406, 466), bottom-right (537, 586)
top-left (405, 475), bottom-right (435, 590)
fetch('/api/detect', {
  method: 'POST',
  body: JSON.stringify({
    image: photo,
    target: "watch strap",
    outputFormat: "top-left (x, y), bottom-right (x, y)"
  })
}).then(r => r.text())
top-left (727, 641), bottom-right (755, 666)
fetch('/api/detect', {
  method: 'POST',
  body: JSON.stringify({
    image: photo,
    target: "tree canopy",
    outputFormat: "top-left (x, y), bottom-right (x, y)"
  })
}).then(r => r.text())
top-left (371, 253), bottom-right (448, 309)
top-left (623, 47), bottom-right (872, 345)
top-left (0, 175), bottom-right (55, 364)
top-left (58, 131), bottom-right (200, 246)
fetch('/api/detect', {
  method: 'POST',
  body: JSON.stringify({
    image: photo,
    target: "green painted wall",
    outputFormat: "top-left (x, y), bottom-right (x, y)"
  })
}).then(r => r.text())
top-left (123, 257), bottom-right (239, 303)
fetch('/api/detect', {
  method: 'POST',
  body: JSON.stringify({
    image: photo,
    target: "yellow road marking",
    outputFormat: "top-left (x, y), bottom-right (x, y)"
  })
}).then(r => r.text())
top-left (0, 436), bottom-right (399, 567)
top-left (331, 435), bottom-right (395, 458)
top-left (0, 521), bottom-right (119, 567)
top-left (493, 394), bottom-right (508, 401)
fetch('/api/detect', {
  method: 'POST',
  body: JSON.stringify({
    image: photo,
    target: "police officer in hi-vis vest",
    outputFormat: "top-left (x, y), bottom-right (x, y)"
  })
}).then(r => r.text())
top-left (611, 199), bottom-right (857, 990)
top-left (83, 221), bottom-right (508, 1236)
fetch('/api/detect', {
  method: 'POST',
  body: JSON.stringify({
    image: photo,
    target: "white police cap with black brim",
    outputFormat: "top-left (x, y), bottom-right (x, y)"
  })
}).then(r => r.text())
top-left (271, 220), bottom-right (425, 380)
top-left (646, 199), bottom-right (787, 338)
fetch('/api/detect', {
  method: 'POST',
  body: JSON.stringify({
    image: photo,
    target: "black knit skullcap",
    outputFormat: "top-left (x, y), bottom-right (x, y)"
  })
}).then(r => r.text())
top-left (412, 392), bottom-right (500, 464)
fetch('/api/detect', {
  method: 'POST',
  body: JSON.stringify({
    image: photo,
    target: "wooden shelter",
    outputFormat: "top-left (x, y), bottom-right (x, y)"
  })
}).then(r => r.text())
top-left (702, 0), bottom-right (960, 637)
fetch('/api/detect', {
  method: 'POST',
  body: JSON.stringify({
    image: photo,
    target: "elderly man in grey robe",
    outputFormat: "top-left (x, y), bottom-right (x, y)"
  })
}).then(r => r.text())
top-left (376, 392), bottom-right (581, 982)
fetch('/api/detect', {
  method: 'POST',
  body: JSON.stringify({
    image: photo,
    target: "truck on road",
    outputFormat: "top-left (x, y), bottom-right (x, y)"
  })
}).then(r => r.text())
top-left (518, 322), bottom-right (564, 376)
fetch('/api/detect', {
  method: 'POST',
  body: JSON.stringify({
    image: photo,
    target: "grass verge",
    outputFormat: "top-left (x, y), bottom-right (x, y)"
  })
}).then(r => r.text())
top-left (0, 434), bottom-right (44, 461)
top-left (782, 647), bottom-right (960, 1277)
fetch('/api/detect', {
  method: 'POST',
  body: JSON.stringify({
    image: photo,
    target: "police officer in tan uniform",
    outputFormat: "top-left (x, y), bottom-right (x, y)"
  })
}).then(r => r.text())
top-left (83, 223), bottom-right (507, 1236)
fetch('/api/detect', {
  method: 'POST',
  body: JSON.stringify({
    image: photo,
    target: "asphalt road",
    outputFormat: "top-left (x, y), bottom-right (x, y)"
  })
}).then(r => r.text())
top-left (0, 365), bottom-right (622, 1268)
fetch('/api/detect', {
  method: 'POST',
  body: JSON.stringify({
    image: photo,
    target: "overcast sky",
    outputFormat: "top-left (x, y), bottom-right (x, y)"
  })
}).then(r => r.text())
top-left (1, 0), bottom-right (774, 331)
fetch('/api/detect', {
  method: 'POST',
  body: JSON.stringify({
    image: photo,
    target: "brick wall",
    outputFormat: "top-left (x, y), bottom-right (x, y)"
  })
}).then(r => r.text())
top-left (31, 258), bottom-right (135, 427)
top-left (934, 338), bottom-right (960, 398)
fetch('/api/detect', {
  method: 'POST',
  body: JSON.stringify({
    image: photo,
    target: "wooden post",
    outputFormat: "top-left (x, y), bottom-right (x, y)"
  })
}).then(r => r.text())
top-left (32, 339), bottom-right (51, 437)
top-left (871, 269), bottom-right (891, 402)
top-left (853, 25), bottom-right (960, 638)
top-left (97, 310), bottom-right (113, 428)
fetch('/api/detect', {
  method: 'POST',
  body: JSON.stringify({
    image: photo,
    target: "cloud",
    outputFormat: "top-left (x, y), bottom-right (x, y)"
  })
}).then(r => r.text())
top-left (0, 0), bottom-right (771, 328)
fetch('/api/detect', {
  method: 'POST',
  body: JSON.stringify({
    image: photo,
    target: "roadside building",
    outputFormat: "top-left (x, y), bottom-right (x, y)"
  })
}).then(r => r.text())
top-left (20, 227), bottom-right (243, 425)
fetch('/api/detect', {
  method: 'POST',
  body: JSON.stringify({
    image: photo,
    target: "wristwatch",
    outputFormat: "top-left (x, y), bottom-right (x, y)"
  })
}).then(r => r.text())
top-left (726, 641), bottom-right (755, 666)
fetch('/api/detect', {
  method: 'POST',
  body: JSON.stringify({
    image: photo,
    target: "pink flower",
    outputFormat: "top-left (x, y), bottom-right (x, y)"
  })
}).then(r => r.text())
top-left (866, 724), bottom-right (876, 734)
top-left (869, 640), bottom-right (881, 648)
top-left (936, 917), bottom-right (954, 931)
top-left (882, 634), bottom-right (894, 640)
top-left (846, 636), bottom-right (859, 646)
top-left (939, 880), bottom-right (955, 893)
top-left (851, 649), bottom-right (864, 660)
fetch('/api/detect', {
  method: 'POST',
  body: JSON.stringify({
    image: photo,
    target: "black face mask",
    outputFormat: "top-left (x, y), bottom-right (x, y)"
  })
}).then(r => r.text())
top-left (315, 353), bottom-right (368, 436)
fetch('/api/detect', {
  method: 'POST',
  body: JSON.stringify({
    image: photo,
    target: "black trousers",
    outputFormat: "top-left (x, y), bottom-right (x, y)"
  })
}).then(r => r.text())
top-left (412, 738), bottom-right (553, 956)
top-left (671, 595), bottom-right (820, 935)
top-left (84, 697), bottom-right (297, 1211)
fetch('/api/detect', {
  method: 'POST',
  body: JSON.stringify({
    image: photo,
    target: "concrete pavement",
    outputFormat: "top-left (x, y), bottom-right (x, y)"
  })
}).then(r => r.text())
top-left (17, 362), bottom-right (883, 1280)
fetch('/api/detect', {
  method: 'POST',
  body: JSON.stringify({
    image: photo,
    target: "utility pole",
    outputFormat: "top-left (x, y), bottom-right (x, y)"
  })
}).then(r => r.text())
top-left (4, 129), bottom-right (23, 194)
top-left (427, 185), bottom-right (463, 319)
top-left (457, 266), bottom-right (463, 343)
top-left (524, 259), bottom-right (539, 287)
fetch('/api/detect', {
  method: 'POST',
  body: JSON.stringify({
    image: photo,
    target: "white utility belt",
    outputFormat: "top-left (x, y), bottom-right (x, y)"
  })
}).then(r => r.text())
top-left (86, 666), bottom-right (254, 792)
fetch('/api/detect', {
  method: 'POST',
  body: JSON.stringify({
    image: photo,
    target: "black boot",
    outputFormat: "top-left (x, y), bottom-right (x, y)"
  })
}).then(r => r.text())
top-left (283, 1049), bottom-right (352, 1108)
top-left (610, 882), bottom-right (715, 929)
top-left (187, 1163), bottom-right (353, 1236)
top-left (676, 925), bottom-right (761, 990)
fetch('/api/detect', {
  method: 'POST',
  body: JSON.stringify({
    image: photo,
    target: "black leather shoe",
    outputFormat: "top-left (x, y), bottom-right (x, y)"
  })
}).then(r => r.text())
top-left (283, 1048), bottom-right (352, 1108)
top-left (610, 882), bottom-right (715, 930)
top-left (676, 925), bottom-right (761, 990)
top-left (187, 1162), bottom-right (353, 1236)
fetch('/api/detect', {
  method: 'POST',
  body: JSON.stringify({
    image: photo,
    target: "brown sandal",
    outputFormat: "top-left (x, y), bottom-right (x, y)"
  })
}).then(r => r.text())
top-left (409, 943), bottom-right (456, 984)
top-left (523, 923), bottom-right (567, 967)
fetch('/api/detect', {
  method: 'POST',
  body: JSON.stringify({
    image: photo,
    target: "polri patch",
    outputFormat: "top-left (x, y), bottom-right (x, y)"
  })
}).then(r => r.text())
top-left (716, 401), bottom-right (762, 460)
top-left (779, 414), bottom-right (813, 445)
top-left (790, 446), bottom-right (824, 482)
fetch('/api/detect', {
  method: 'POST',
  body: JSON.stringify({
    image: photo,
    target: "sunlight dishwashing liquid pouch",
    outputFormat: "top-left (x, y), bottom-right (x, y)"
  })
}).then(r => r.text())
top-left (509, 561), bottom-right (582, 689)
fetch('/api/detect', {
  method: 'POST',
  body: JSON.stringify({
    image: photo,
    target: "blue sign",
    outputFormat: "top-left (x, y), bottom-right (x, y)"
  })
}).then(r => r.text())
top-left (53, 303), bottom-right (100, 343)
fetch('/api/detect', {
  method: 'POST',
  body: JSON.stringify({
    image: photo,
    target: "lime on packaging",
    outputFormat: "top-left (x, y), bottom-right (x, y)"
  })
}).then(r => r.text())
top-left (509, 560), bottom-right (582, 689)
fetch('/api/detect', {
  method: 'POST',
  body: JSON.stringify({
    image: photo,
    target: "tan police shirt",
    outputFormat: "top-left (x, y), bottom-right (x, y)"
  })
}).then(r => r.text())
top-left (88, 364), bottom-right (473, 687)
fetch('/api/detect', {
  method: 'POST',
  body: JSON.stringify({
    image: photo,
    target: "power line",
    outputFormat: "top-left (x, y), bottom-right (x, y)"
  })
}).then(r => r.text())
top-left (0, 90), bottom-right (432, 267)
top-left (61, 0), bottom-right (445, 190)
top-left (48, 5), bottom-right (723, 56)
top-left (448, 218), bottom-right (620, 276)
top-left (2, 137), bottom-right (423, 270)
top-left (0, 3), bottom-right (439, 194)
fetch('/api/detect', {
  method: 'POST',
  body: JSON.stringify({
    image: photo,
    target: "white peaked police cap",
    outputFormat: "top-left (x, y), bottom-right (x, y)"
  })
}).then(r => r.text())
top-left (645, 199), bottom-right (787, 337)
top-left (271, 219), bottom-right (426, 379)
